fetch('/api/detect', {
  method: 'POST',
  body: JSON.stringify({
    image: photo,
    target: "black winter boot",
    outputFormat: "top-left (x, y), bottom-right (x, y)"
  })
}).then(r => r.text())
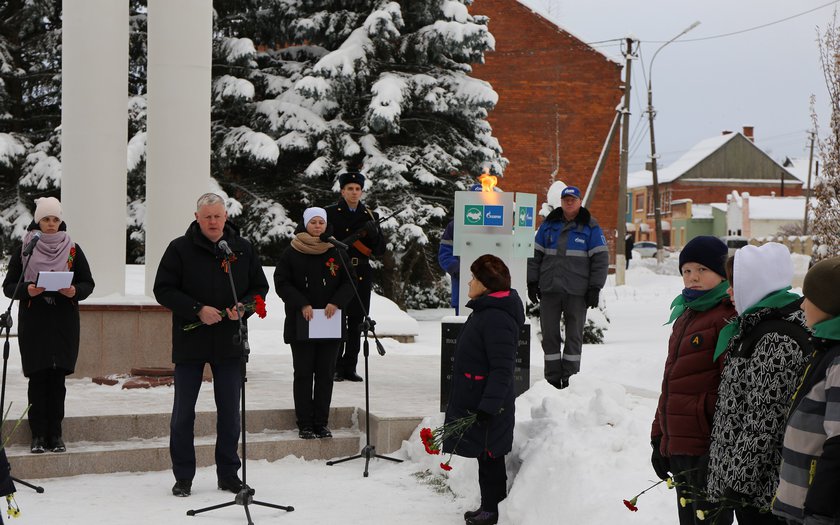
top-left (466, 511), bottom-right (498, 525)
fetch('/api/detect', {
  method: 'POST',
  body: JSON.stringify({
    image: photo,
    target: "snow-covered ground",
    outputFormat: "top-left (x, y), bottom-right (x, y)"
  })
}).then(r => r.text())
top-left (0, 255), bottom-right (809, 524)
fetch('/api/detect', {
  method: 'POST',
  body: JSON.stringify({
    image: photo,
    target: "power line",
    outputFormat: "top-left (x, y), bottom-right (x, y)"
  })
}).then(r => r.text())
top-left (643, 0), bottom-right (840, 44)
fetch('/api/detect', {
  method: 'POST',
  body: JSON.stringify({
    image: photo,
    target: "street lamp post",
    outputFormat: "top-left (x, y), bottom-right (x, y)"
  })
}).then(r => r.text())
top-left (647, 21), bottom-right (700, 262)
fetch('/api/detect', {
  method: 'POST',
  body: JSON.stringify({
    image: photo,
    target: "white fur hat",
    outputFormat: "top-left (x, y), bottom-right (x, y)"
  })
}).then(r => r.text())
top-left (34, 197), bottom-right (62, 223)
top-left (303, 207), bottom-right (327, 225)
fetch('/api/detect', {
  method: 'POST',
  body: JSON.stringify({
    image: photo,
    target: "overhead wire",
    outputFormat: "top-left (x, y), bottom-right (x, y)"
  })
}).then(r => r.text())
top-left (641, 0), bottom-right (840, 43)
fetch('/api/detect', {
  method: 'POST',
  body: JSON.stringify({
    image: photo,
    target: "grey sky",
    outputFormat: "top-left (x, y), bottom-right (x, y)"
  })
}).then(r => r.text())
top-left (512, 0), bottom-right (834, 173)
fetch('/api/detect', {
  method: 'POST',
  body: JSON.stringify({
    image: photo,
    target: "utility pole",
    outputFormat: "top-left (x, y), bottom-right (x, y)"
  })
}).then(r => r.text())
top-left (647, 21), bottom-right (700, 263)
top-left (615, 37), bottom-right (636, 286)
top-left (803, 130), bottom-right (816, 235)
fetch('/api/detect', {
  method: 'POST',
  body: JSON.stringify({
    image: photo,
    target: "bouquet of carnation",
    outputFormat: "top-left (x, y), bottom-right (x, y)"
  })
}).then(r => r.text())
top-left (419, 413), bottom-right (478, 471)
top-left (183, 295), bottom-right (267, 331)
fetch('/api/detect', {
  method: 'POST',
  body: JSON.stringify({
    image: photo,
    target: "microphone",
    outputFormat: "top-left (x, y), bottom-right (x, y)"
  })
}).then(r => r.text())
top-left (217, 240), bottom-right (233, 257)
top-left (22, 232), bottom-right (42, 256)
top-left (319, 233), bottom-right (349, 251)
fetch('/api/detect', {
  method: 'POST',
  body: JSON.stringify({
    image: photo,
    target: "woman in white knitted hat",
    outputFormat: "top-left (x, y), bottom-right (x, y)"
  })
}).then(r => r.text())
top-left (273, 207), bottom-right (353, 439)
top-left (2, 197), bottom-right (95, 454)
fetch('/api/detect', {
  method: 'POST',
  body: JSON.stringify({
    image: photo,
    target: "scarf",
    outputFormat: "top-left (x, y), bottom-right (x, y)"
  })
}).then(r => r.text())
top-left (665, 280), bottom-right (730, 325)
top-left (812, 315), bottom-right (840, 341)
top-left (713, 287), bottom-right (801, 361)
top-left (290, 232), bottom-right (331, 255)
top-left (23, 230), bottom-right (73, 283)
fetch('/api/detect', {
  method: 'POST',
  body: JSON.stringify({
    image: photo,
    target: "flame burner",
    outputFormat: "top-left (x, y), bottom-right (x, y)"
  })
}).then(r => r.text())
top-left (478, 172), bottom-right (497, 192)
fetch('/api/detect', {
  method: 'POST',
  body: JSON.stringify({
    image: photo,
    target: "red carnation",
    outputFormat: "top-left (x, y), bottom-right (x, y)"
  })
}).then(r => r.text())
top-left (623, 499), bottom-right (638, 512)
top-left (440, 462), bottom-right (452, 471)
top-left (254, 295), bottom-right (267, 319)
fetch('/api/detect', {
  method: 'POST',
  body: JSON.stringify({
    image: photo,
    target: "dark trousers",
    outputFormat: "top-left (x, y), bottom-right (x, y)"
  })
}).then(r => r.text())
top-left (477, 453), bottom-right (507, 514)
top-left (733, 506), bottom-right (786, 525)
top-left (670, 455), bottom-right (732, 525)
top-left (337, 283), bottom-right (371, 375)
top-left (170, 359), bottom-right (241, 481)
top-left (292, 341), bottom-right (340, 428)
top-left (539, 292), bottom-right (587, 382)
top-left (27, 368), bottom-right (66, 439)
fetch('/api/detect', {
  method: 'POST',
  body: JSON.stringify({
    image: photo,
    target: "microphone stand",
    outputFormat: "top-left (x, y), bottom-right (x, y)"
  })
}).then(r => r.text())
top-left (1, 247), bottom-right (45, 493)
top-left (187, 248), bottom-right (292, 523)
top-left (325, 242), bottom-right (402, 477)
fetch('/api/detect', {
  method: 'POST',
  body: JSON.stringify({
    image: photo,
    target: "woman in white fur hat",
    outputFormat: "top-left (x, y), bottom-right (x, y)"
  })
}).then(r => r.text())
top-left (273, 207), bottom-right (353, 440)
top-left (2, 197), bottom-right (95, 454)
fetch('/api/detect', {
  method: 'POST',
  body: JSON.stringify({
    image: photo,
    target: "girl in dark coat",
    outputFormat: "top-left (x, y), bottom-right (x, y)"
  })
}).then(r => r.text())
top-left (651, 236), bottom-right (735, 525)
top-left (2, 197), bottom-right (95, 454)
top-left (443, 254), bottom-right (525, 525)
top-left (274, 207), bottom-right (353, 439)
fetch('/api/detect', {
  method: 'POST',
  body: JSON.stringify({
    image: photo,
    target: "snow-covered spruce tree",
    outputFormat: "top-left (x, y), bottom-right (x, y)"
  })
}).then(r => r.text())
top-left (0, 0), bottom-right (63, 254)
top-left (211, 0), bottom-right (506, 308)
top-left (126, 2), bottom-right (148, 263)
top-left (812, 13), bottom-right (840, 262)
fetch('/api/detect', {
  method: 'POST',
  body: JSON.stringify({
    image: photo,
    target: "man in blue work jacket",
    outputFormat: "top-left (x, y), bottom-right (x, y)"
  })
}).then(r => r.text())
top-left (527, 186), bottom-right (609, 390)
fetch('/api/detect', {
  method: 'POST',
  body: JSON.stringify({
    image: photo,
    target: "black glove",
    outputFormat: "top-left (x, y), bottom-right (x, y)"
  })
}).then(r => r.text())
top-left (585, 287), bottom-right (600, 309)
top-left (527, 282), bottom-right (541, 304)
top-left (804, 515), bottom-right (837, 525)
top-left (475, 409), bottom-right (493, 423)
top-left (650, 438), bottom-right (671, 481)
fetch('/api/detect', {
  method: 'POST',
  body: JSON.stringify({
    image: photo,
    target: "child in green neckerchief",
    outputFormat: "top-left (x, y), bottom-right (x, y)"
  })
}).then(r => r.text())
top-left (706, 242), bottom-right (809, 524)
top-left (652, 236), bottom-right (736, 525)
top-left (773, 256), bottom-right (840, 525)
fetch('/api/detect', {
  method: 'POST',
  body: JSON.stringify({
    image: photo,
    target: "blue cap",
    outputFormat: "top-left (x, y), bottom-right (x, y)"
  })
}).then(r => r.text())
top-left (560, 186), bottom-right (581, 199)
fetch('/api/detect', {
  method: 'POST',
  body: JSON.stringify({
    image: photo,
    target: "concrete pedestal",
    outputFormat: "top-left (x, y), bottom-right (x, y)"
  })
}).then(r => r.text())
top-left (74, 304), bottom-right (172, 379)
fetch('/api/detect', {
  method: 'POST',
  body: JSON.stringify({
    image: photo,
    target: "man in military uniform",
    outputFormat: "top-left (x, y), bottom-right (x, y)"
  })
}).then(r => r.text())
top-left (325, 172), bottom-right (386, 382)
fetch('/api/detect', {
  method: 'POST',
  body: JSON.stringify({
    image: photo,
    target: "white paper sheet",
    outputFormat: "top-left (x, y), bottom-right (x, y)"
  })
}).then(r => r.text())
top-left (308, 308), bottom-right (342, 339)
top-left (36, 271), bottom-right (73, 292)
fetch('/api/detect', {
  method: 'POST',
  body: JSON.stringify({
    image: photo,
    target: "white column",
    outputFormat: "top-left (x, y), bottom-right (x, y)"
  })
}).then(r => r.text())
top-left (145, 0), bottom-right (214, 296)
top-left (61, 0), bottom-right (128, 297)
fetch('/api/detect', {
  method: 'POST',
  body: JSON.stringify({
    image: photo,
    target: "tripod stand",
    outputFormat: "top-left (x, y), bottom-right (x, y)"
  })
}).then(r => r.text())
top-left (1, 243), bottom-right (46, 494)
top-left (325, 243), bottom-right (402, 477)
top-left (187, 246), bottom-right (292, 523)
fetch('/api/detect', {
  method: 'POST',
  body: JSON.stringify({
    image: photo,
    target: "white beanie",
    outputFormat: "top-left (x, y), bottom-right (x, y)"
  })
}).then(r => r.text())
top-left (733, 242), bottom-right (794, 314)
top-left (303, 207), bottom-right (327, 225)
top-left (34, 197), bottom-right (62, 223)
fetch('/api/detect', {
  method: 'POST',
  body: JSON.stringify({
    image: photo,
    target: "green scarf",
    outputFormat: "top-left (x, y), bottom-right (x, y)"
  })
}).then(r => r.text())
top-left (666, 280), bottom-right (730, 325)
top-left (812, 315), bottom-right (840, 341)
top-left (713, 287), bottom-right (801, 361)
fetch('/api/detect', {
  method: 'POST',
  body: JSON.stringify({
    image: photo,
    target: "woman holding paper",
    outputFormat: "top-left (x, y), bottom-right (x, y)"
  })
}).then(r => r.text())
top-left (2, 197), bottom-right (95, 454)
top-left (274, 207), bottom-right (353, 440)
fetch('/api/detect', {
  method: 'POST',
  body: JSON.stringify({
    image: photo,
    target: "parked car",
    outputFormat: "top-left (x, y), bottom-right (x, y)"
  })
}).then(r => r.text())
top-left (633, 241), bottom-right (659, 258)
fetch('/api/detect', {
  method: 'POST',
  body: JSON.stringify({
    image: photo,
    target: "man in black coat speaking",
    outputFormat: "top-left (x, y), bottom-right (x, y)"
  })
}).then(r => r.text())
top-left (325, 172), bottom-right (386, 382)
top-left (154, 193), bottom-right (269, 497)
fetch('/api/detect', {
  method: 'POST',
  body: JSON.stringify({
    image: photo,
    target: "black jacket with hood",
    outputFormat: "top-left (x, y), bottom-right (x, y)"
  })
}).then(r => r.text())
top-left (2, 221), bottom-right (95, 376)
top-left (153, 221), bottom-right (269, 364)
top-left (443, 289), bottom-right (525, 458)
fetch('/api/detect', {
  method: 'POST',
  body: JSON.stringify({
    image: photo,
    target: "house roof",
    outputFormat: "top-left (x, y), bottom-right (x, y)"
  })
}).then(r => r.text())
top-left (691, 204), bottom-right (713, 219)
top-left (782, 156), bottom-right (814, 188)
top-left (745, 195), bottom-right (806, 221)
top-left (628, 133), bottom-right (740, 189)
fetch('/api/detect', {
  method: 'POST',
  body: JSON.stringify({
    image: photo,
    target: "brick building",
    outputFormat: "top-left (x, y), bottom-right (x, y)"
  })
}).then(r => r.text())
top-left (470, 0), bottom-right (623, 239)
top-left (627, 128), bottom-right (803, 246)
